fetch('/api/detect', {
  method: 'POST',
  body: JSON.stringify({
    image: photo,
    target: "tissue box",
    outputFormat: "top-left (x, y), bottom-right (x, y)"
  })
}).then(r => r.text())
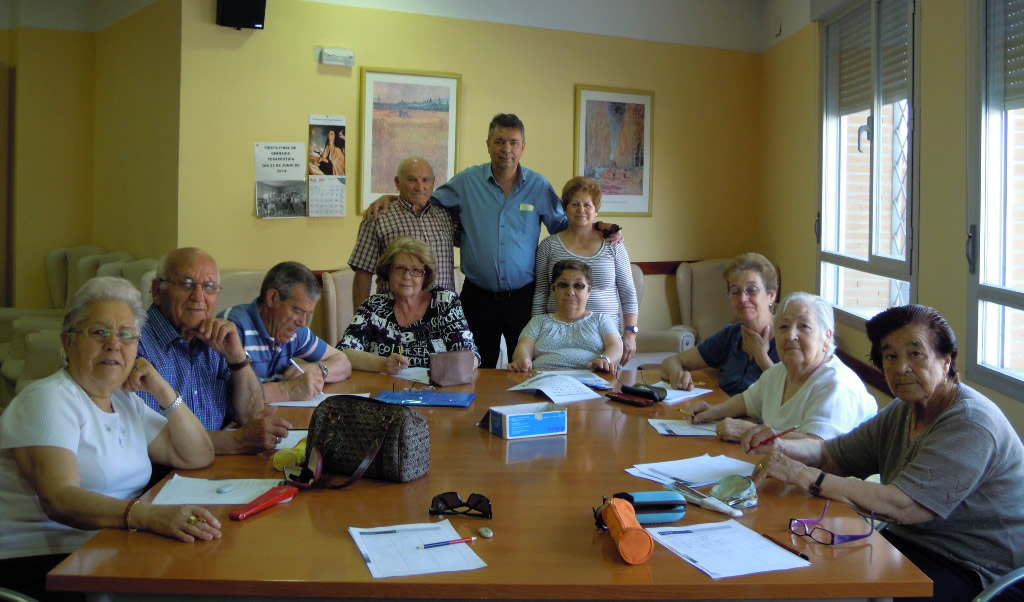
top-left (485, 402), bottom-right (567, 440)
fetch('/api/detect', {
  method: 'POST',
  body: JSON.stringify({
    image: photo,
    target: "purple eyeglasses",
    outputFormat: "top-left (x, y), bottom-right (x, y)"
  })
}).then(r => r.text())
top-left (789, 500), bottom-right (875, 545)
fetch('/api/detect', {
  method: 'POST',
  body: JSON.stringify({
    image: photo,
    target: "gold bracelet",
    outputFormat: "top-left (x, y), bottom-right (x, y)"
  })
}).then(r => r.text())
top-left (124, 498), bottom-right (141, 532)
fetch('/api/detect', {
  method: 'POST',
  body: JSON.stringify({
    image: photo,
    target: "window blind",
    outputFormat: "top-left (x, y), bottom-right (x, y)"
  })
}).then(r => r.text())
top-left (997, 0), bottom-right (1024, 110)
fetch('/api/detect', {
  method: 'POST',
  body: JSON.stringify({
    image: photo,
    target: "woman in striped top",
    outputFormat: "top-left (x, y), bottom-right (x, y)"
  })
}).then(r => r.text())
top-left (533, 176), bottom-right (638, 365)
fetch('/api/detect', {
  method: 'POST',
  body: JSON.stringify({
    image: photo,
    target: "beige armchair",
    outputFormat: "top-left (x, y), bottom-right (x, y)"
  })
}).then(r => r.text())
top-left (214, 270), bottom-right (268, 315)
top-left (321, 269), bottom-right (361, 346)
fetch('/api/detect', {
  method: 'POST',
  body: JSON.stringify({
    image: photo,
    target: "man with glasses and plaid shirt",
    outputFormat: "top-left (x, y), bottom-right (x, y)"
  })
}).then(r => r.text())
top-left (138, 247), bottom-right (291, 455)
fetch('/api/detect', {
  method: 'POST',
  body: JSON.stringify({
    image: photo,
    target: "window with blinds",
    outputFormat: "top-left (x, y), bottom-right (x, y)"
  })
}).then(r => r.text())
top-left (819, 0), bottom-right (916, 322)
top-left (966, 0), bottom-right (1024, 398)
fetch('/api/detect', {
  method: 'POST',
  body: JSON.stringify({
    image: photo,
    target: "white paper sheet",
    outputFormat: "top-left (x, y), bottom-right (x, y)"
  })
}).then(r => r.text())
top-left (648, 419), bottom-right (717, 437)
top-left (349, 519), bottom-right (487, 578)
top-left (151, 475), bottom-right (281, 505)
top-left (508, 373), bottom-right (602, 403)
top-left (649, 519), bottom-right (810, 578)
top-left (275, 430), bottom-right (308, 450)
top-left (632, 454), bottom-right (755, 487)
top-left (394, 367), bottom-right (431, 384)
top-left (269, 392), bottom-right (370, 408)
top-left (649, 381), bottom-right (714, 404)
top-left (538, 369), bottom-right (612, 390)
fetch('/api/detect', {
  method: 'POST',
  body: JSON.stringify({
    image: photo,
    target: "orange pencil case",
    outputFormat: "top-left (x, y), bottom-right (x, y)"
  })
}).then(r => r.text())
top-left (601, 498), bottom-right (654, 564)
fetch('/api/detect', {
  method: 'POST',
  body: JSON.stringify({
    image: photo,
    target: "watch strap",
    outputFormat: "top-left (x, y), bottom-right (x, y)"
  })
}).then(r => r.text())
top-left (809, 471), bottom-right (826, 496)
top-left (319, 363), bottom-right (329, 378)
top-left (228, 352), bottom-right (252, 371)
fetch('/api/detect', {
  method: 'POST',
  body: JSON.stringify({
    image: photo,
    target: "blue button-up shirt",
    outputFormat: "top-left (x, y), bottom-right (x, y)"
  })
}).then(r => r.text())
top-left (433, 163), bottom-right (567, 291)
top-left (218, 299), bottom-right (329, 382)
top-left (137, 305), bottom-right (233, 431)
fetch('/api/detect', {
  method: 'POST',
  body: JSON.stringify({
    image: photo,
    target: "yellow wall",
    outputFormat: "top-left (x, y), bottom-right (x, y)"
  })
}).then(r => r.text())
top-left (176, 0), bottom-right (761, 302)
top-left (1, 28), bottom-right (11, 305)
top-left (11, 28), bottom-right (95, 307)
top-left (92, 0), bottom-right (181, 258)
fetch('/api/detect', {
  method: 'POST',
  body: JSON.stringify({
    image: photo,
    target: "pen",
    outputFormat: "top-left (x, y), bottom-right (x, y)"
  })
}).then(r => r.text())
top-left (761, 533), bottom-right (810, 560)
top-left (752, 425), bottom-right (800, 450)
top-left (657, 530), bottom-right (693, 535)
top-left (694, 381), bottom-right (706, 386)
top-left (417, 536), bottom-right (476, 549)
top-left (290, 359), bottom-right (305, 374)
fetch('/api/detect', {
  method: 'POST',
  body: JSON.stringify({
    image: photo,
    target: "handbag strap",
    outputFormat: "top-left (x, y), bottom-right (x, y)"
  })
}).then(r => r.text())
top-left (323, 416), bottom-right (395, 489)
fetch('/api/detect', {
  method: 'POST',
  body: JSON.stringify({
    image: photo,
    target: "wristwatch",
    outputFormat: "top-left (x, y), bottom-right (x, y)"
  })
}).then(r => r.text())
top-left (319, 363), bottom-right (329, 378)
top-left (808, 471), bottom-right (827, 497)
top-left (625, 325), bottom-right (639, 334)
top-left (228, 352), bottom-right (252, 371)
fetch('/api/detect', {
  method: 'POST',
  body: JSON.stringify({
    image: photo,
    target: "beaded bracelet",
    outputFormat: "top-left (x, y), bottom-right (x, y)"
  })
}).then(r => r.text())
top-left (124, 498), bottom-right (141, 532)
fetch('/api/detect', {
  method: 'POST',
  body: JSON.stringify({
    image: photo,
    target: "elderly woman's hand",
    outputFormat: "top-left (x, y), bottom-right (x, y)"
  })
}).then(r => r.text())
top-left (740, 323), bottom-right (771, 361)
top-left (686, 400), bottom-right (714, 423)
top-left (715, 417), bottom-right (755, 442)
top-left (383, 353), bottom-right (410, 375)
top-left (668, 367), bottom-right (694, 391)
top-left (123, 357), bottom-right (176, 403)
top-left (741, 423), bottom-right (782, 455)
top-left (751, 451), bottom-right (808, 487)
top-left (588, 355), bottom-right (616, 374)
top-left (136, 502), bottom-right (222, 543)
top-left (507, 358), bottom-right (533, 372)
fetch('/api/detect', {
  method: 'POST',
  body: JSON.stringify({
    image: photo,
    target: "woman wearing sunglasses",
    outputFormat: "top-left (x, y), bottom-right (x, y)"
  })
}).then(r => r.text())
top-left (750, 305), bottom-right (1024, 602)
top-left (509, 259), bottom-right (622, 373)
top-left (338, 236), bottom-right (479, 374)
top-left (0, 278), bottom-right (218, 600)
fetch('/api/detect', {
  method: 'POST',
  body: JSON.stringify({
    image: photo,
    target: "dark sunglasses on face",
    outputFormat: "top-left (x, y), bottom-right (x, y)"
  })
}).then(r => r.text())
top-left (429, 491), bottom-right (492, 519)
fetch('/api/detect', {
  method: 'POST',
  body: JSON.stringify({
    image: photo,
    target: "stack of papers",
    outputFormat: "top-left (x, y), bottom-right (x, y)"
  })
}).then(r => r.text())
top-left (349, 519), bottom-right (487, 578)
top-left (649, 519), bottom-right (810, 578)
top-left (648, 419), bottom-right (717, 437)
top-left (537, 370), bottom-right (612, 390)
top-left (629, 454), bottom-right (756, 487)
top-left (648, 380), bottom-right (714, 405)
top-left (508, 373), bottom-right (601, 403)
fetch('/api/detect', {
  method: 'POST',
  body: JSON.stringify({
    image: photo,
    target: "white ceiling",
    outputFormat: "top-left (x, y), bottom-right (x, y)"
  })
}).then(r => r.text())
top-left (0, 0), bottom-right (831, 54)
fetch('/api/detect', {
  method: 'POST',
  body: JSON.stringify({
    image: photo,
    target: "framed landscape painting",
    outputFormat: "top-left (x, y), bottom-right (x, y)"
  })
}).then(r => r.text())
top-left (359, 68), bottom-right (460, 212)
top-left (574, 85), bottom-right (653, 216)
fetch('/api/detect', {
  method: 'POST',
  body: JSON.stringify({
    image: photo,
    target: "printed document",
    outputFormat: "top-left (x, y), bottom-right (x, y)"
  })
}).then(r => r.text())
top-left (350, 519), bottom-right (487, 578)
top-left (509, 373), bottom-right (602, 403)
top-left (648, 419), bottom-right (717, 437)
top-left (631, 454), bottom-right (755, 487)
top-left (649, 519), bottom-right (810, 578)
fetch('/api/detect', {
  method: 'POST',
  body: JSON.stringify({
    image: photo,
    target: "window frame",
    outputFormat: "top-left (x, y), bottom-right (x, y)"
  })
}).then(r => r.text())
top-left (966, 0), bottom-right (1024, 401)
top-left (817, 0), bottom-right (921, 328)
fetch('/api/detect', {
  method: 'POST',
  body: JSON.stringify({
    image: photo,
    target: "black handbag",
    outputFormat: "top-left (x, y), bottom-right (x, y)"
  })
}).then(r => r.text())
top-left (302, 395), bottom-right (430, 488)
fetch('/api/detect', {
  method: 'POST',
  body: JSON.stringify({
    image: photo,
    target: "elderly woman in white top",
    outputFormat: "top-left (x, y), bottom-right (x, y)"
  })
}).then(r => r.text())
top-left (684, 292), bottom-right (876, 447)
top-left (0, 277), bottom-right (219, 599)
top-left (510, 259), bottom-right (623, 373)
top-left (532, 176), bottom-right (638, 365)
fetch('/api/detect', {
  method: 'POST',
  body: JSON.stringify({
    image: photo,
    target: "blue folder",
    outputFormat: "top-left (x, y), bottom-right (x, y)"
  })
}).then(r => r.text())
top-left (373, 391), bottom-right (476, 408)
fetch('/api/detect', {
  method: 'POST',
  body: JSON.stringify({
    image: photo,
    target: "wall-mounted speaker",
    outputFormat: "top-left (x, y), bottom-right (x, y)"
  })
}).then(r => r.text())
top-left (217, 0), bottom-right (266, 30)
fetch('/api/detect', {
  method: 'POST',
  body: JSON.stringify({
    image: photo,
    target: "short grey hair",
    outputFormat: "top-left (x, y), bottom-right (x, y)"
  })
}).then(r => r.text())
top-left (775, 292), bottom-right (836, 358)
top-left (259, 261), bottom-right (321, 304)
top-left (63, 277), bottom-right (147, 333)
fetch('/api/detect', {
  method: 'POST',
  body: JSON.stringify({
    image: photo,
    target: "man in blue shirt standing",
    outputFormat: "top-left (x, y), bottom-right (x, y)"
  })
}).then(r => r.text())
top-left (220, 261), bottom-right (351, 402)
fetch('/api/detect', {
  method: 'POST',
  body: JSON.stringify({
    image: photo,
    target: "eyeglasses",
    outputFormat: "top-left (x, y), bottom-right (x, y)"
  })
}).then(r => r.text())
top-left (429, 492), bottom-right (492, 519)
top-left (391, 264), bottom-right (426, 278)
top-left (789, 500), bottom-right (875, 545)
top-left (159, 278), bottom-right (222, 295)
top-left (69, 328), bottom-right (142, 345)
top-left (553, 281), bottom-right (588, 291)
top-left (728, 285), bottom-right (763, 299)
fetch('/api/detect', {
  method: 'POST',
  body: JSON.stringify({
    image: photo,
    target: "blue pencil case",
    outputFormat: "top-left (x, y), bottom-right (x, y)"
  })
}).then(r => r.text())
top-left (612, 491), bottom-right (687, 525)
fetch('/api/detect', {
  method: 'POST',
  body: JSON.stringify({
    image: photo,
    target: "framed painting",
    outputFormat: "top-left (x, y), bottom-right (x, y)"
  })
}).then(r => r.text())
top-left (574, 85), bottom-right (653, 216)
top-left (359, 67), bottom-right (461, 212)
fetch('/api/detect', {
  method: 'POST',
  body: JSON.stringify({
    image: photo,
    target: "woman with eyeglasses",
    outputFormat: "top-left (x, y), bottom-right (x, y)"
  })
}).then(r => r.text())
top-left (684, 292), bottom-right (876, 445)
top-left (661, 252), bottom-right (780, 395)
top-left (509, 259), bottom-right (622, 372)
top-left (337, 236), bottom-right (479, 373)
top-left (750, 305), bottom-right (1024, 602)
top-left (0, 277), bottom-right (218, 600)
top-left (532, 177), bottom-right (638, 366)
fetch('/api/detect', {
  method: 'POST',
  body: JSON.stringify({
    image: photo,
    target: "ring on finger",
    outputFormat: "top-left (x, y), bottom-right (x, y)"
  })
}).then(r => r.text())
top-left (187, 514), bottom-right (199, 526)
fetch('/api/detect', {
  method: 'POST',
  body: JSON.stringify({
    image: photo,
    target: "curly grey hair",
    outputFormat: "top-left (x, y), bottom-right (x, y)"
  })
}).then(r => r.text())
top-left (63, 277), bottom-right (147, 334)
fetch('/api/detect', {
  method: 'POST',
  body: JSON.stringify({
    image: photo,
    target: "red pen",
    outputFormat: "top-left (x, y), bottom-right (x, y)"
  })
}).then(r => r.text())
top-left (417, 536), bottom-right (477, 549)
top-left (752, 425), bottom-right (800, 450)
top-left (229, 485), bottom-right (299, 520)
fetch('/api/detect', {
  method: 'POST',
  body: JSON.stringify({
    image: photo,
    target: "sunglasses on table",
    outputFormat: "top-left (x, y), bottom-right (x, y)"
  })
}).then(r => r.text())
top-left (429, 492), bottom-right (492, 519)
top-left (789, 499), bottom-right (875, 545)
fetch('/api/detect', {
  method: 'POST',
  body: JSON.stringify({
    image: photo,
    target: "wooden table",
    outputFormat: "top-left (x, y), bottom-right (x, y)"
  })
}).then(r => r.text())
top-left (49, 370), bottom-right (931, 600)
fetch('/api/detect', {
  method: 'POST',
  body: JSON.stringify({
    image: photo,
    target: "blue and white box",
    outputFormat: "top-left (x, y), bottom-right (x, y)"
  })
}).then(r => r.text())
top-left (485, 402), bottom-right (567, 440)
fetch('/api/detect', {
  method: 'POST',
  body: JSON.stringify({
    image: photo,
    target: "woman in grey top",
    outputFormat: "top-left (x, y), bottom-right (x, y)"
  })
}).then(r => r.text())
top-left (750, 305), bottom-right (1023, 602)
top-left (510, 260), bottom-right (622, 373)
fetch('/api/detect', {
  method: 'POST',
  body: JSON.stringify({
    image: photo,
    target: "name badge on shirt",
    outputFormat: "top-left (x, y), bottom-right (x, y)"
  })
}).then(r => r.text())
top-left (431, 339), bottom-right (447, 353)
top-left (519, 203), bottom-right (535, 212)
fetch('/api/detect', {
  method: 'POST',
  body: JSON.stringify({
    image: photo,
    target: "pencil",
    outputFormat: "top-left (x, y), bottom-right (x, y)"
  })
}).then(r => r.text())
top-left (289, 359), bottom-right (304, 374)
top-left (761, 533), bottom-right (810, 560)
top-left (417, 536), bottom-right (476, 549)
top-left (678, 408), bottom-right (695, 418)
top-left (752, 425), bottom-right (800, 449)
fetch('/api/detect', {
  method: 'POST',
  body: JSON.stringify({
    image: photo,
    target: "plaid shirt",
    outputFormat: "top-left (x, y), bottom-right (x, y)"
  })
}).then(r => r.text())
top-left (137, 305), bottom-right (233, 431)
top-left (347, 197), bottom-right (460, 293)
